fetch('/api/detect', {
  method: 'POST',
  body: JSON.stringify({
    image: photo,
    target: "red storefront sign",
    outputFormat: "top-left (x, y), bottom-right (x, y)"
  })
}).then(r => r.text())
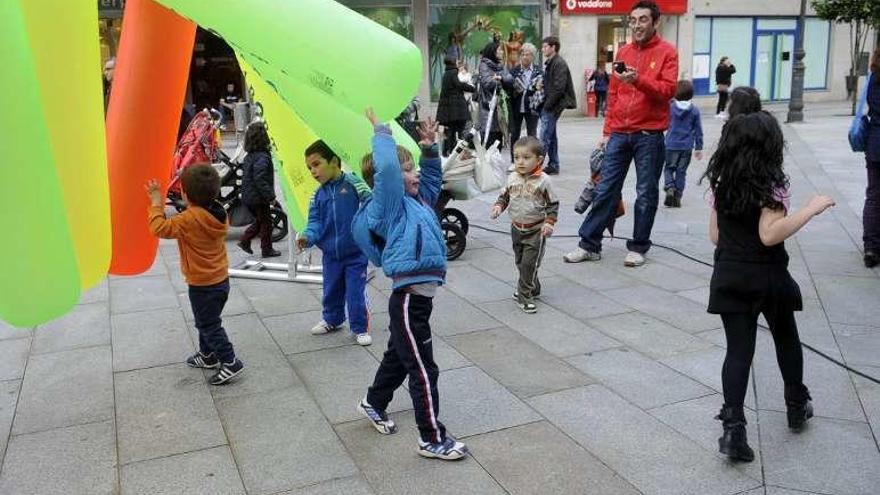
top-left (560, 0), bottom-right (687, 16)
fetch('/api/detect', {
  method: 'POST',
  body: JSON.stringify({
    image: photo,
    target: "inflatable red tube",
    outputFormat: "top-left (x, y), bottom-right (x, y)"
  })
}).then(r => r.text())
top-left (106, 0), bottom-right (195, 275)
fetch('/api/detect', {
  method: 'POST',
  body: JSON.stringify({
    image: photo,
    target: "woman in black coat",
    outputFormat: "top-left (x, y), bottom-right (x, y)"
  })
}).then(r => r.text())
top-left (863, 49), bottom-right (880, 268)
top-left (237, 122), bottom-right (280, 258)
top-left (715, 57), bottom-right (736, 115)
top-left (436, 55), bottom-right (475, 156)
top-left (478, 41), bottom-right (506, 150)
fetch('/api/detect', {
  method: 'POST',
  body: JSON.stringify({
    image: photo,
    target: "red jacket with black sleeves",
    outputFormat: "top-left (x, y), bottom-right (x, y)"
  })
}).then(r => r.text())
top-left (603, 34), bottom-right (678, 136)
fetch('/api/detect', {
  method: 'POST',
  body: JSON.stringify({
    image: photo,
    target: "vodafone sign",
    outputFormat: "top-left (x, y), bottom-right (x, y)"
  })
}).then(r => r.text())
top-left (561, 0), bottom-right (687, 15)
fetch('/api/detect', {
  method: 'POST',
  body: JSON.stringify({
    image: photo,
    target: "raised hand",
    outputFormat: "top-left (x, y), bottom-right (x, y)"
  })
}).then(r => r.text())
top-left (365, 107), bottom-right (379, 126)
top-left (145, 179), bottom-right (162, 206)
top-left (417, 117), bottom-right (439, 147)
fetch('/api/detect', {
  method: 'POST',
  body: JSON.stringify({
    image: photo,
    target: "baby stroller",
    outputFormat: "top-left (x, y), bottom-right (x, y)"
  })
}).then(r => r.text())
top-left (167, 108), bottom-right (289, 242)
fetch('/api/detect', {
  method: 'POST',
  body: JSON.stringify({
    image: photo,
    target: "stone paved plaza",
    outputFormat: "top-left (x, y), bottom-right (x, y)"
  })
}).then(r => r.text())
top-left (0, 101), bottom-right (879, 494)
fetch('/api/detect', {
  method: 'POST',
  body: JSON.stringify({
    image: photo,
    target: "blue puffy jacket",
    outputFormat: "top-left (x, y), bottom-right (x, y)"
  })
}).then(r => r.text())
top-left (352, 126), bottom-right (446, 290)
top-left (302, 172), bottom-right (371, 261)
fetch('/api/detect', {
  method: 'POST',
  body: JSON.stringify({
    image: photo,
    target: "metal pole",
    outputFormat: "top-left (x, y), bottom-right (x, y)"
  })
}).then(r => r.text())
top-left (787, 0), bottom-right (807, 123)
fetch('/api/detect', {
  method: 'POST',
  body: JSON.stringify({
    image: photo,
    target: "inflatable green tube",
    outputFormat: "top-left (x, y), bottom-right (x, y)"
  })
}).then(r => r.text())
top-left (0, 0), bottom-right (80, 327)
top-left (154, 0), bottom-right (422, 125)
top-left (20, 0), bottom-right (111, 291)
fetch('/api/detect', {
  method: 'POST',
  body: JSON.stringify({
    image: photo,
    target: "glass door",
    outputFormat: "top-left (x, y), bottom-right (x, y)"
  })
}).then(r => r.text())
top-left (753, 32), bottom-right (795, 100)
top-left (774, 33), bottom-right (793, 100)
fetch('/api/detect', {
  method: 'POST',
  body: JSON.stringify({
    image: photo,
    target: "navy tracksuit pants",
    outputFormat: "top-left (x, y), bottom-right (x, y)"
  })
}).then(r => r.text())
top-left (322, 254), bottom-right (369, 334)
top-left (367, 291), bottom-right (446, 444)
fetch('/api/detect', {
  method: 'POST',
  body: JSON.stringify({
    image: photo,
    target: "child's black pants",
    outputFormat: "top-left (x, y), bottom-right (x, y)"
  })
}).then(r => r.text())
top-left (188, 278), bottom-right (235, 364)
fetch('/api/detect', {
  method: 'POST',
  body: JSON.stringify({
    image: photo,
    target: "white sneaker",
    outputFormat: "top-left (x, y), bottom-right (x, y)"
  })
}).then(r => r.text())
top-left (563, 247), bottom-right (601, 263)
top-left (310, 320), bottom-right (343, 335)
top-left (623, 251), bottom-right (645, 267)
top-left (356, 333), bottom-right (373, 346)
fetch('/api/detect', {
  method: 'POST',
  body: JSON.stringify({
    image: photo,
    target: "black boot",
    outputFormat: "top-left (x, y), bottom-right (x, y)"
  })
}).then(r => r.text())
top-left (785, 383), bottom-right (813, 431)
top-left (664, 187), bottom-right (676, 207)
top-left (716, 405), bottom-right (755, 462)
top-left (673, 190), bottom-right (683, 208)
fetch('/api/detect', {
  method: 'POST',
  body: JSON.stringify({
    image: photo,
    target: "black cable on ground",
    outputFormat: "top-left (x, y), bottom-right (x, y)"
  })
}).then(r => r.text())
top-left (468, 221), bottom-right (880, 385)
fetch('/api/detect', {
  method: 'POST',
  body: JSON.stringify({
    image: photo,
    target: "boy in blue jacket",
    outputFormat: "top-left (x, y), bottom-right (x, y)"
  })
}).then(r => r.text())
top-left (298, 140), bottom-right (373, 346)
top-left (663, 80), bottom-right (704, 208)
top-left (352, 109), bottom-right (468, 461)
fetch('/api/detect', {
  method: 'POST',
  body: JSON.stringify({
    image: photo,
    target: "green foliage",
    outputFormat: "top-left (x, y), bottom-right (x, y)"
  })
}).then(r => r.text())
top-left (811, 0), bottom-right (879, 25)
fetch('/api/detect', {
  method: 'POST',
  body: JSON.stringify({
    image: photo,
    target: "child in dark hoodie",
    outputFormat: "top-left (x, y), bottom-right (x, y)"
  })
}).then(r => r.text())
top-left (146, 164), bottom-right (244, 385)
top-left (663, 80), bottom-right (704, 208)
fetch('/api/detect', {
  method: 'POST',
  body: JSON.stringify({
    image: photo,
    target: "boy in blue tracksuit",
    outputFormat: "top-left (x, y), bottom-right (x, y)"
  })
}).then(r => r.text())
top-left (298, 140), bottom-right (373, 346)
top-left (351, 109), bottom-right (468, 461)
top-left (663, 80), bottom-right (704, 208)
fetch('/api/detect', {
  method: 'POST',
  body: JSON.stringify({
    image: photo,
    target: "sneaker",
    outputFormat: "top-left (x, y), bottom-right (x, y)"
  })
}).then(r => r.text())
top-left (512, 291), bottom-right (540, 301)
top-left (623, 251), bottom-right (646, 267)
top-left (357, 398), bottom-right (397, 435)
top-left (418, 437), bottom-right (469, 460)
top-left (518, 300), bottom-right (538, 314)
top-left (356, 333), bottom-right (373, 346)
top-left (210, 359), bottom-right (244, 385)
top-left (664, 187), bottom-right (675, 207)
top-left (262, 249), bottom-right (281, 258)
top-left (563, 247), bottom-right (601, 263)
top-left (311, 320), bottom-right (344, 335)
top-left (185, 352), bottom-right (219, 369)
top-left (236, 241), bottom-right (253, 255)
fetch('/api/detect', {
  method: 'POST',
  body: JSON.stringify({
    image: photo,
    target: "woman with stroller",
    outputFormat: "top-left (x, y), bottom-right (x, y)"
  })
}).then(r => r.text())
top-left (478, 41), bottom-right (506, 151)
top-left (237, 122), bottom-right (281, 258)
top-left (436, 55), bottom-right (475, 157)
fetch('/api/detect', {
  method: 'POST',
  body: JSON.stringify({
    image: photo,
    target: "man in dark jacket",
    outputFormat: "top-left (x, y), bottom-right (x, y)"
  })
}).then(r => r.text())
top-left (539, 36), bottom-right (576, 175)
top-left (504, 42), bottom-right (543, 161)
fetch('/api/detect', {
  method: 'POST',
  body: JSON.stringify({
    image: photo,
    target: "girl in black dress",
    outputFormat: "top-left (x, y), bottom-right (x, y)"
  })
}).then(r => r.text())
top-left (703, 111), bottom-right (835, 462)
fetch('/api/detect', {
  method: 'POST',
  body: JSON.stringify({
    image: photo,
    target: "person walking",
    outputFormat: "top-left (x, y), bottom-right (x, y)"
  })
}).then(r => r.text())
top-left (477, 41), bottom-right (506, 150)
top-left (503, 43), bottom-right (543, 162)
top-left (715, 57), bottom-right (736, 117)
top-left (863, 48), bottom-right (880, 268)
top-left (237, 122), bottom-right (281, 258)
top-left (589, 64), bottom-right (610, 117)
top-left (564, 0), bottom-right (678, 267)
top-left (539, 36), bottom-right (576, 175)
top-left (436, 55), bottom-right (475, 157)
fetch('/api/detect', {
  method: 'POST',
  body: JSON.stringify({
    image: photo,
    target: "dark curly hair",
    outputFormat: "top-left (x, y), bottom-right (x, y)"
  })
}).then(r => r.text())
top-left (244, 122), bottom-right (271, 153)
top-left (702, 111), bottom-right (788, 216)
top-left (726, 86), bottom-right (762, 119)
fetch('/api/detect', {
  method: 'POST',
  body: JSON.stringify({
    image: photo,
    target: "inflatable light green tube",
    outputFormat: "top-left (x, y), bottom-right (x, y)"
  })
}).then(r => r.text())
top-left (154, 0), bottom-right (422, 127)
top-left (0, 0), bottom-right (80, 327)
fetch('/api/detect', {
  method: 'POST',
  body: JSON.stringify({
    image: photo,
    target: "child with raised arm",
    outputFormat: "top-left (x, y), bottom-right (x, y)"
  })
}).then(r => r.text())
top-left (351, 109), bottom-right (468, 461)
top-left (146, 165), bottom-right (244, 385)
top-left (704, 111), bottom-right (834, 462)
top-left (490, 136), bottom-right (559, 314)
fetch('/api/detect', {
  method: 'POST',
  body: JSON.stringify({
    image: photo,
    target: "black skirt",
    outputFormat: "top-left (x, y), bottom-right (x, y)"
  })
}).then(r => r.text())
top-left (708, 260), bottom-right (803, 315)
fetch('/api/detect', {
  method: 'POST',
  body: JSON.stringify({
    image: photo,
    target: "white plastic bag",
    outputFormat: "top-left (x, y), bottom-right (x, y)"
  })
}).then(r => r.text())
top-left (473, 132), bottom-right (506, 193)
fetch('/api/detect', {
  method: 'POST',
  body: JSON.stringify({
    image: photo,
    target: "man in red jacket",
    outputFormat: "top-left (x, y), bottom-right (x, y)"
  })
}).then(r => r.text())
top-left (565, 0), bottom-right (678, 267)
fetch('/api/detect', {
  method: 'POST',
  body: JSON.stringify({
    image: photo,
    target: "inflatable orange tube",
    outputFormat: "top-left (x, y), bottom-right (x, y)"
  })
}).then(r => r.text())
top-left (106, 0), bottom-right (195, 275)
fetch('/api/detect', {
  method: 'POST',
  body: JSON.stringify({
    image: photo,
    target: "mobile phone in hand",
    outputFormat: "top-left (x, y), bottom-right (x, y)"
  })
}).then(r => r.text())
top-left (613, 61), bottom-right (627, 74)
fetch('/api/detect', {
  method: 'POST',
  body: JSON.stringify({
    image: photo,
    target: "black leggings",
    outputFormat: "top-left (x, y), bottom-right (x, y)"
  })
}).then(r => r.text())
top-left (721, 310), bottom-right (804, 407)
top-left (717, 90), bottom-right (729, 114)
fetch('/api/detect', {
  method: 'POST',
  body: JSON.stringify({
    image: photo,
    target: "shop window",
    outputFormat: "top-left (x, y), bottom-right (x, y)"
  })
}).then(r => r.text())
top-left (694, 17), bottom-right (710, 54)
top-left (347, 5), bottom-right (414, 40)
top-left (804, 18), bottom-right (830, 89)
top-left (428, 1), bottom-right (542, 101)
top-left (710, 18), bottom-right (753, 92)
top-left (756, 18), bottom-right (797, 31)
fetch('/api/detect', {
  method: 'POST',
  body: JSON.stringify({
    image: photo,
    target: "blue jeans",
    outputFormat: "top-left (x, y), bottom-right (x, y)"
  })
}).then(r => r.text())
top-left (663, 150), bottom-right (692, 192)
top-left (540, 110), bottom-right (560, 171)
top-left (188, 278), bottom-right (235, 363)
top-left (577, 131), bottom-right (665, 254)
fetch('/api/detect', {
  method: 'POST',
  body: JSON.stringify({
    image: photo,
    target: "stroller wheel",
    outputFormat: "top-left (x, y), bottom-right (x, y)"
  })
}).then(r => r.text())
top-left (270, 206), bottom-right (289, 242)
top-left (440, 208), bottom-right (469, 234)
top-left (442, 222), bottom-right (467, 261)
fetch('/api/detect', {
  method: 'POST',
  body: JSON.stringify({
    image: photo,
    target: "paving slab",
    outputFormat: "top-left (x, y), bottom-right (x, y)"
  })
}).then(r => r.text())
top-left (586, 311), bottom-right (714, 359)
top-left (0, 420), bottom-right (116, 495)
top-left (215, 386), bottom-right (358, 494)
top-left (12, 346), bottom-right (113, 435)
top-left (567, 347), bottom-right (714, 409)
top-left (529, 385), bottom-right (759, 495)
top-left (32, 302), bottom-right (110, 355)
top-left (235, 278), bottom-right (322, 318)
top-left (78, 279), bottom-right (109, 304)
top-left (540, 253), bottom-right (641, 291)
top-left (109, 275), bottom-right (180, 315)
top-left (619, 259), bottom-right (709, 292)
top-left (264, 310), bottom-right (356, 355)
top-left (335, 414), bottom-right (507, 495)
top-left (0, 321), bottom-right (31, 341)
top-left (0, 337), bottom-right (29, 381)
top-left (605, 284), bottom-right (721, 334)
top-left (443, 264), bottom-right (515, 303)
top-left (813, 275), bottom-right (880, 326)
top-left (851, 368), bottom-right (880, 450)
top-left (537, 278), bottom-right (632, 321)
top-left (659, 345), bottom-right (757, 409)
top-left (197, 313), bottom-right (301, 400)
top-left (458, 247), bottom-right (518, 283)
top-left (115, 364), bottom-right (226, 464)
top-left (111, 308), bottom-right (194, 372)
top-left (800, 248), bottom-right (873, 278)
top-left (447, 327), bottom-right (592, 398)
top-left (438, 366), bottom-right (541, 437)
top-left (288, 345), bottom-right (411, 424)
top-left (121, 446), bottom-right (245, 495)
top-left (279, 476), bottom-right (376, 495)
top-left (760, 411), bottom-right (880, 495)
top-left (429, 288), bottom-right (505, 336)
top-left (366, 317), bottom-right (471, 371)
top-left (832, 323), bottom-right (880, 367)
top-left (481, 299), bottom-right (621, 357)
top-left (177, 284), bottom-right (253, 322)
top-left (468, 421), bottom-right (641, 495)
top-left (0, 380), bottom-right (20, 466)
top-left (649, 393), bottom-right (763, 481)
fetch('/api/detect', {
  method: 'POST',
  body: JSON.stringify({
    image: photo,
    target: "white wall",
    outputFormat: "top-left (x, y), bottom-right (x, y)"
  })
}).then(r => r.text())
top-left (559, 15), bottom-right (598, 115)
